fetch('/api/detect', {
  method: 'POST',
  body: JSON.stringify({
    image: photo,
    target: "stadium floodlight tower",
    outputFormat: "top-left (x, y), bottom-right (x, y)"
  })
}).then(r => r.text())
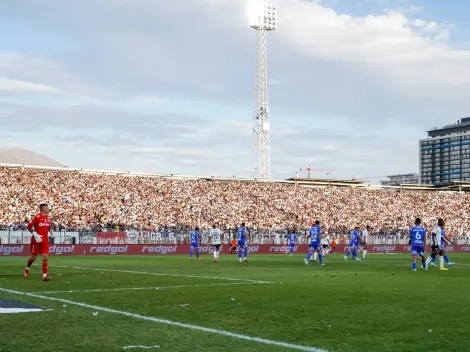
top-left (249, 2), bottom-right (277, 180)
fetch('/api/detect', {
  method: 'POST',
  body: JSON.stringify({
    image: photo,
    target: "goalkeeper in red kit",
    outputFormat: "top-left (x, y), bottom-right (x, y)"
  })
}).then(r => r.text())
top-left (24, 203), bottom-right (52, 281)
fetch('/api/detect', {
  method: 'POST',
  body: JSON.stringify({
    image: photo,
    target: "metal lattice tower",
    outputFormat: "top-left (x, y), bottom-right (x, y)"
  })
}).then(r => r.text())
top-left (250, 3), bottom-right (277, 180)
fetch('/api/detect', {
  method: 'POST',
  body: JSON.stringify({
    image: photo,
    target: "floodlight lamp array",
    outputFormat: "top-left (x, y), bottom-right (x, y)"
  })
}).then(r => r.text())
top-left (250, 3), bottom-right (278, 31)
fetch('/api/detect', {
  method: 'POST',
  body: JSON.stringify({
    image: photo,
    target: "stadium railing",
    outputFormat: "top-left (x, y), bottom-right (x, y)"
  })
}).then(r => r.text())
top-left (1, 228), bottom-right (469, 245)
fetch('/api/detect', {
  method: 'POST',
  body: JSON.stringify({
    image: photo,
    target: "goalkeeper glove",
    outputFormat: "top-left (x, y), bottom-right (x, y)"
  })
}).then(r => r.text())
top-left (32, 232), bottom-right (43, 243)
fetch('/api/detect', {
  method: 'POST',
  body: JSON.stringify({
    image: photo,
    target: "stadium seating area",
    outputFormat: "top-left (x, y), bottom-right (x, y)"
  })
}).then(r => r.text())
top-left (0, 167), bottom-right (469, 236)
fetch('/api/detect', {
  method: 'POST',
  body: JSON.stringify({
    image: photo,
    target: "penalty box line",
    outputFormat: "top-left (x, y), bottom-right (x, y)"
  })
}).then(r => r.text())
top-left (31, 282), bottom-right (263, 294)
top-left (50, 265), bottom-right (274, 284)
top-left (0, 287), bottom-right (327, 352)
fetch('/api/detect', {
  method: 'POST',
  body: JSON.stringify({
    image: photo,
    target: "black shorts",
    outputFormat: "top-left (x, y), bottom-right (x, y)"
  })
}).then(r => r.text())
top-left (322, 244), bottom-right (329, 249)
top-left (213, 244), bottom-right (221, 250)
top-left (431, 245), bottom-right (442, 255)
top-left (363, 244), bottom-right (368, 250)
top-left (231, 246), bottom-right (236, 251)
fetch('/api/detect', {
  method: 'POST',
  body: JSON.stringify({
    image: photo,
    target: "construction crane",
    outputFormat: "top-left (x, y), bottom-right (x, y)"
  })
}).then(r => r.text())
top-left (299, 164), bottom-right (334, 178)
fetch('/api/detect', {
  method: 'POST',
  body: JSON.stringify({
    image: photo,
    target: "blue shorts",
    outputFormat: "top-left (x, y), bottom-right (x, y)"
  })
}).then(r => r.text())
top-left (411, 246), bottom-right (425, 256)
top-left (309, 244), bottom-right (321, 251)
top-left (290, 243), bottom-right (295, 248)
top-left (191, 242), bottom-right (199, 248)
top-left (238, 241), bottom-right (246, 249)
top-left (349, 244), bottom-right (358, 250)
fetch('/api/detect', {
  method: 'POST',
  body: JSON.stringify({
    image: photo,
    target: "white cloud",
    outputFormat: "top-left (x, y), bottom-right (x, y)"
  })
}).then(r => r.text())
top-left (0, 77), bottom-right (60, 93)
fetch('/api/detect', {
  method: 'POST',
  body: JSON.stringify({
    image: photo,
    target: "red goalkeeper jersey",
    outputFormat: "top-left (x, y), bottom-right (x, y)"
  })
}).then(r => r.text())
top-left (27, 214), bottom-right (51, 243)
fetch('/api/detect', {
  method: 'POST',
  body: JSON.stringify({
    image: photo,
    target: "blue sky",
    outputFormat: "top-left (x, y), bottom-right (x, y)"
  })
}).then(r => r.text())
top-left (1, 0), bottom-right (469, 181)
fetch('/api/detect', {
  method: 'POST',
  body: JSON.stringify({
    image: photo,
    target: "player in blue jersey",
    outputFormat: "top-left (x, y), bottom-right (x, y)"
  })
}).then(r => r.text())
top-left (344, 225), bottom-right (361, 261)
top-left (287, 227), bottom-right (297, 257)
top-left (429, 221), bottom-right (455, 268)
top-left (189, 227), bottom-right (200, 260)
top-left (238, 223), bottom-right (250, 263)
top-left (304, 220), bottom-right (325, 266)
top-left (409, 218), bottom-right (428, 271)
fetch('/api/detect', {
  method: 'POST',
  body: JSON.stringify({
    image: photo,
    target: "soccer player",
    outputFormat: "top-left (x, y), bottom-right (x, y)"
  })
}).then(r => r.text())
top-left (344, 225), bottom-right (361, 261)
top-left (25, 203), bottom-right (52, 281)
top-left (238, 223), bottom-right (250, 262)
top-left (361, 225), bottom-right (370, 260)
top-left (426, 219), bottom-right (452, 271)
top-left (429, 226), bottom-right (455, 267)
top-left (287, 227), bottom-right (297, 257)
top-left (189, 227), bottom-right (200, 260)
top-left (209, 224), bottom-right (222, 262)
top-left (230, 238), bottom-right (237, 255)
top-left (409, 218), bottom-right (427, 271)
top-left (304, 220), bottom-right (324, 266)
top-left (331, 237), bottom-right (336, 254)
top-left (321, 231), bottom-right (330, 257)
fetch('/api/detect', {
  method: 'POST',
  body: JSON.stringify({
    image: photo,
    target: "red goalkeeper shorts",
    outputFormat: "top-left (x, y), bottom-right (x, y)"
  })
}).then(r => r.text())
top-left (31, 241), bottom-right (49, 255)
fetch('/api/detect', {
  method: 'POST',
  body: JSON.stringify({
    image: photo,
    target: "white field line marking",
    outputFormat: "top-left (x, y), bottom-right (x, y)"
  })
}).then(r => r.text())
top-left (32, 282), bottom-right (261, 294)
top-left (0, 287), bottom-right (327, 352)
top-left (123, 346), bottom-right (160, 350)
top-left (50, 265), bottom-right (274, 283)
top-left (354, 260), bottom-right (470, 267)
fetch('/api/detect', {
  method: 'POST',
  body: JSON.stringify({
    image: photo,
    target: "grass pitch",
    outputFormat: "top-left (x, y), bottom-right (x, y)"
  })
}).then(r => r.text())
top-left (1, 253), bottom-right (469, 352)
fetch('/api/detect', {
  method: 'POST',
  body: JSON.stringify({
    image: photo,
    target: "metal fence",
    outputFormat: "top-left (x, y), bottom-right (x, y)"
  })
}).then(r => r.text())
top-left (1, 229), bottom-right (470, 245)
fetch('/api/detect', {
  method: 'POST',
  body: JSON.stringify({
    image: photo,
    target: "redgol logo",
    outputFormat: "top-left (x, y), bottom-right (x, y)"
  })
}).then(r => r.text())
top-left (89, 245), bottom-right (129, 255)
top-left (49, 245), bottom-right (75, 255)
top-left (445, 246), bottom-right (454, 252)
top-left (247, 245), bottom-right (259, 253)
top-left (404, 246), bottom-right (412, 251)
top-left (269, 246), bottom-right (296, 252)
top-left (373, 245), bottom-right (396, 252)
top-left (0, 245), bottom-right (24, 256)
top-left (461, 246), bottom-right (470, 252)
top-left (142, 245), bottom-right (177, 255)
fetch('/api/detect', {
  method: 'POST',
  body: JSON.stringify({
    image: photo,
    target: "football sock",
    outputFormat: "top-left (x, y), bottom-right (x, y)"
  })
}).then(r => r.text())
top-left (426, 256), bottom-right (432, 267)
top-left (363, 250), bottom-right (367, 259)
top-left (319, 253), bottom-right (323, 265)
top-left (213, 251), bottom-right (217, 259)
top-left (244, 248), bottom-right (248, 258)
top-left (431, 256), bottom-right (436, 263)
top-left (190, 249), bottom-right (193, 258)
top-left (42, 259), bottom-right (48, 276)
top-left (26, 258), bottom-right (35, 270)
top-left (439, 256), bottom-right (444, 268)
top-left (313, 252), bottom-right (318, 261)
top-left (444, 255), bottom-right (450, 263)
top-left (345, 250), bottom-right (351, 257)
top-left (238, 249), bottom-right (242, 259)
top-left (306, 252), bottom-right (312, 261)
top-left (196, 249), bottom-right (199, 259)
top-left (412, 260), bottom-right (416, 270)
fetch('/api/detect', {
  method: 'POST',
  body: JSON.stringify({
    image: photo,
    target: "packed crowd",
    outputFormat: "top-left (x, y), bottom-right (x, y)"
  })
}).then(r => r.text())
top-left (1, 167), bottom-right (469, 236)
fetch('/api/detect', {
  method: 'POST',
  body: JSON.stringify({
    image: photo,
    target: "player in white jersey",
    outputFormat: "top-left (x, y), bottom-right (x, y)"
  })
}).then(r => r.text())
top-left (361, 226), bottom-right (370, 260)
top-left (321, 232), bottom-right (330, 257)
top-left (209, 224), bottom-right (222, 263)
top-left (426, 219), bottom-right (452, 271)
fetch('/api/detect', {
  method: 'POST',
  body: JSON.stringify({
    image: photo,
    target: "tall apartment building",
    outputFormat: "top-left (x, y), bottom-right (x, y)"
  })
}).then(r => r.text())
top-left (420, 118), bottom-right (470, 185)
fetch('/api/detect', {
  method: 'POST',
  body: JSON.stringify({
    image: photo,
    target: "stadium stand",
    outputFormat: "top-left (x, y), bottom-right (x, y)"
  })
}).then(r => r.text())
top-left (1, 165), bottom-right (470, 243)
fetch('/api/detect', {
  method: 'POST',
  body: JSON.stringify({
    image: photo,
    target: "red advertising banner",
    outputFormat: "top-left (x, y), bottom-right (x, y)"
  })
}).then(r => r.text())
top-left (96, 232), bottom-right (127, 244)
top-left (1, 244), bottom-right (470, 256)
